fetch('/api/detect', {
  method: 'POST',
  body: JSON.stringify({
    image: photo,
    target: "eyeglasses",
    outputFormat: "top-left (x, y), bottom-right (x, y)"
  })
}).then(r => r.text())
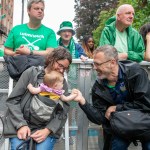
top-left (56, 61), bottom-right (69, 71)
top-left (93, 60), bottom-right (111, 67)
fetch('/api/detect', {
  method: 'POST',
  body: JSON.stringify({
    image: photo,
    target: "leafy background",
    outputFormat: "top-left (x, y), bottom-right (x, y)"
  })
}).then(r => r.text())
top-left (74, 0), bottom-right (150, 47)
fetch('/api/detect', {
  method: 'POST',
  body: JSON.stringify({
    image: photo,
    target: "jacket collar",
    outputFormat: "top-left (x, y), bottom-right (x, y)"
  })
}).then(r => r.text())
top-left (95, 79), bottom-right (114, 105)
top-left (105, 16), bottom-right (132, 35)
top-left (118, 60), bottom-right (139, 80)
top-left (94, 60), bottom-right (138, 104)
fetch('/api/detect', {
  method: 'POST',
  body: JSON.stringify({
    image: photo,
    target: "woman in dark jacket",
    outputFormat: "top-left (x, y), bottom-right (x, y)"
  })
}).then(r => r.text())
top-left (82, 35), bottom-right (95, 58)
top-left (5, 47), bottom-right (72, 150)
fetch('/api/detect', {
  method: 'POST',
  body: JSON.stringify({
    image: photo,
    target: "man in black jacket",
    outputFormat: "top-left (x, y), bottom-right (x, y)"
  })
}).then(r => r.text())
top-left (74, 45), bottom-right (150, 150)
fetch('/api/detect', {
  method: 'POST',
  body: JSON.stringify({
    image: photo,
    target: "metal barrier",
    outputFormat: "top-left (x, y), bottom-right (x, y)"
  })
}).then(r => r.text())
top-left (0, 58), bottom-right (150, 150)
top-left (0, 57), bottom-right (13, 150)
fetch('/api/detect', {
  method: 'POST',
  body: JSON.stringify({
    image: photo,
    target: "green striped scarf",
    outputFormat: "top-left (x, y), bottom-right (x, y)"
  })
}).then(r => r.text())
top-left (57, 37), bottom-right (76, 58)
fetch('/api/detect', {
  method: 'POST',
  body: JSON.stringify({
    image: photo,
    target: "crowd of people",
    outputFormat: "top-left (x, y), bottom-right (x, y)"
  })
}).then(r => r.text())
top-left (1, 0), bottom-right (150, 150)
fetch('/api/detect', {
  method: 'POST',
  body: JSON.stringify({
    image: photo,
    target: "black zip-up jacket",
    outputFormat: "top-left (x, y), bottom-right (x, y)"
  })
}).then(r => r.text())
top-left (79, 60), bottom-right (150, 133)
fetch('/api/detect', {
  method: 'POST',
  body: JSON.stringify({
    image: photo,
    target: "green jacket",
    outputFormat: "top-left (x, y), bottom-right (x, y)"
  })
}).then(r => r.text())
top-left (99, 16), bottom-right (145, 62)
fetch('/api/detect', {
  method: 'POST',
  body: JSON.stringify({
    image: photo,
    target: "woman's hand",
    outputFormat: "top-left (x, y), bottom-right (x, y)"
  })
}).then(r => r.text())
top-left (17, 126), bottom-right (31, 140)
top-left (30, 128), bottom-right (51, 143)
top-left (80, 55), bottom-right (88, 61)
top-left (144, 32), bottom-right (150, 61)
top-left (146, 32), bottom-right (150, 41)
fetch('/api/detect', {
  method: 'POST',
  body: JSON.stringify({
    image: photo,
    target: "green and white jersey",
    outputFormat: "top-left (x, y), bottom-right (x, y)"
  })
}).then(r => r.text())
top-left (4, 24), bottom-right (57, 51)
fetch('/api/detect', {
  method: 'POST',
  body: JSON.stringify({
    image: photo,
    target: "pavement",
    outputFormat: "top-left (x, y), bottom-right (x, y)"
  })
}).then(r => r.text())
top-left (53, 134), bottom-right (142, 150)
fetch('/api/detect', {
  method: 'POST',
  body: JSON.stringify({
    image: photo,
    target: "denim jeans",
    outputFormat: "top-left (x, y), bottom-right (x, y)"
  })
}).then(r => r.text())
top-left (10, 136), bottom-right (57, 150)
top-left (111, 136), bottom-right (150, 150)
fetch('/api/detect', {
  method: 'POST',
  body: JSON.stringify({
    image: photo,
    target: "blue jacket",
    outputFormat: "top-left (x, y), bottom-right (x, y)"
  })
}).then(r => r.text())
top-left (75, 43), bottom-right (86, 58)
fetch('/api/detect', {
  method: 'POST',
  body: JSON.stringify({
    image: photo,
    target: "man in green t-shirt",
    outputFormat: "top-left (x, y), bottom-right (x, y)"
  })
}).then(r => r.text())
top-left (99, 4), bottom-right (145, 62)
top-left (4, 0), bottom-right (57, 56)
top-left (57, 21), bottom-right (86, 59)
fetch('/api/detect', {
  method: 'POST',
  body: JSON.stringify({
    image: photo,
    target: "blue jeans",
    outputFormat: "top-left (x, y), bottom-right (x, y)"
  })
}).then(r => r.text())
top-left (10, 136), bottom-right (56, 150)
top-left (111, 136), bottom-right (150, 150)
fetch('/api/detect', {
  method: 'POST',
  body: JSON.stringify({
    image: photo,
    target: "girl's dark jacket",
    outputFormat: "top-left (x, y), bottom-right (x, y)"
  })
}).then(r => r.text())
top-left (79, 60), bottom-right (150, 134)
top-left (4, 66), bottom-right (69, 139)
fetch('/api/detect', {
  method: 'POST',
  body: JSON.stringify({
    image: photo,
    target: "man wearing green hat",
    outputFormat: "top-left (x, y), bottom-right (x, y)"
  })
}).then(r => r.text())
top-left (57, 21), bottom-right (87, 132)
top-left (57, 21), bottom-right (86, 59)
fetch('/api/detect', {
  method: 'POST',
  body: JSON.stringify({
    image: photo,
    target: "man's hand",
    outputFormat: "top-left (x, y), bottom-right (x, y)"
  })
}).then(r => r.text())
top-left (70, 89), bottom-right (78, 99)
top-left (105, 106), bottom-right (116, 120)
top-left (118, 53), bottom-right (128, 60)
top-left (30, 128), bottom-right (51, 143)
top-left (16, 45), bottom-right (30, 55)
top-left (73, 90), bottom-right (86, 105)
top-left (71, 88), bottom-right (79, 95)
top-left (17, 126), bottom-right (31, 140)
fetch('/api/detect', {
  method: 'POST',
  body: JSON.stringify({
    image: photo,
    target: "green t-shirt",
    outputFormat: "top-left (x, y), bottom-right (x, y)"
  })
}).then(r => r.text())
top-left (4, 24), bottom-right (57, 51)
top-left (114, 29), bottom-right (128, 53)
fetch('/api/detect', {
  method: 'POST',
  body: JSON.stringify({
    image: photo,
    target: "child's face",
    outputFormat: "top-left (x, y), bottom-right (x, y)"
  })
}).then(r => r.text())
top-left (54, 78), bottom-right (64, 90)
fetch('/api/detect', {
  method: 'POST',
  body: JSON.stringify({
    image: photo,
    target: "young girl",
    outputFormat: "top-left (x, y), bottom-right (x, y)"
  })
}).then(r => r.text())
top-left (82, 35), bottom-right (95, 58)
top-left (27, 70), bottom-right (78, 102)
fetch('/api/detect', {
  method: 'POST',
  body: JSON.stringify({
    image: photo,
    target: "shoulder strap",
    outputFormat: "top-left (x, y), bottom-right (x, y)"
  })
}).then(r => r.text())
top-left (20, 66), bottom-right (43, 111)
top-left (16, 137), bottom-right (36, 150)
top-left (30, 66), bottom-right (43, 85)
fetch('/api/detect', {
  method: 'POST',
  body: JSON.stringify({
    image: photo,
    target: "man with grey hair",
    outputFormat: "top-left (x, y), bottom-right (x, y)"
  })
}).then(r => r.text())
top-left (4, 0), bottom-right (57, 56)
top-left (73, 45), bottom-right (150, 149)
top-left (99, 4), bottom-right (145, 62)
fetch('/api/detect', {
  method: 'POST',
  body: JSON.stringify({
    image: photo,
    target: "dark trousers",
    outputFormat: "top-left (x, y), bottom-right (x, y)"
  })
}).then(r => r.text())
top-left (103, 131), bottom-right (150, 150)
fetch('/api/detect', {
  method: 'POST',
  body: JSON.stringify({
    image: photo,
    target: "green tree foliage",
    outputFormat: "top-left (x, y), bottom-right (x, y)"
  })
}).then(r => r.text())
top-left (74, 0), bottom-right (102, 40)
top-left (93, 8), bottom-right (116, 47)
top-left (74, 0), bottom-right (118, 41)
top-left (93, 0), bottom-right (150, 46)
